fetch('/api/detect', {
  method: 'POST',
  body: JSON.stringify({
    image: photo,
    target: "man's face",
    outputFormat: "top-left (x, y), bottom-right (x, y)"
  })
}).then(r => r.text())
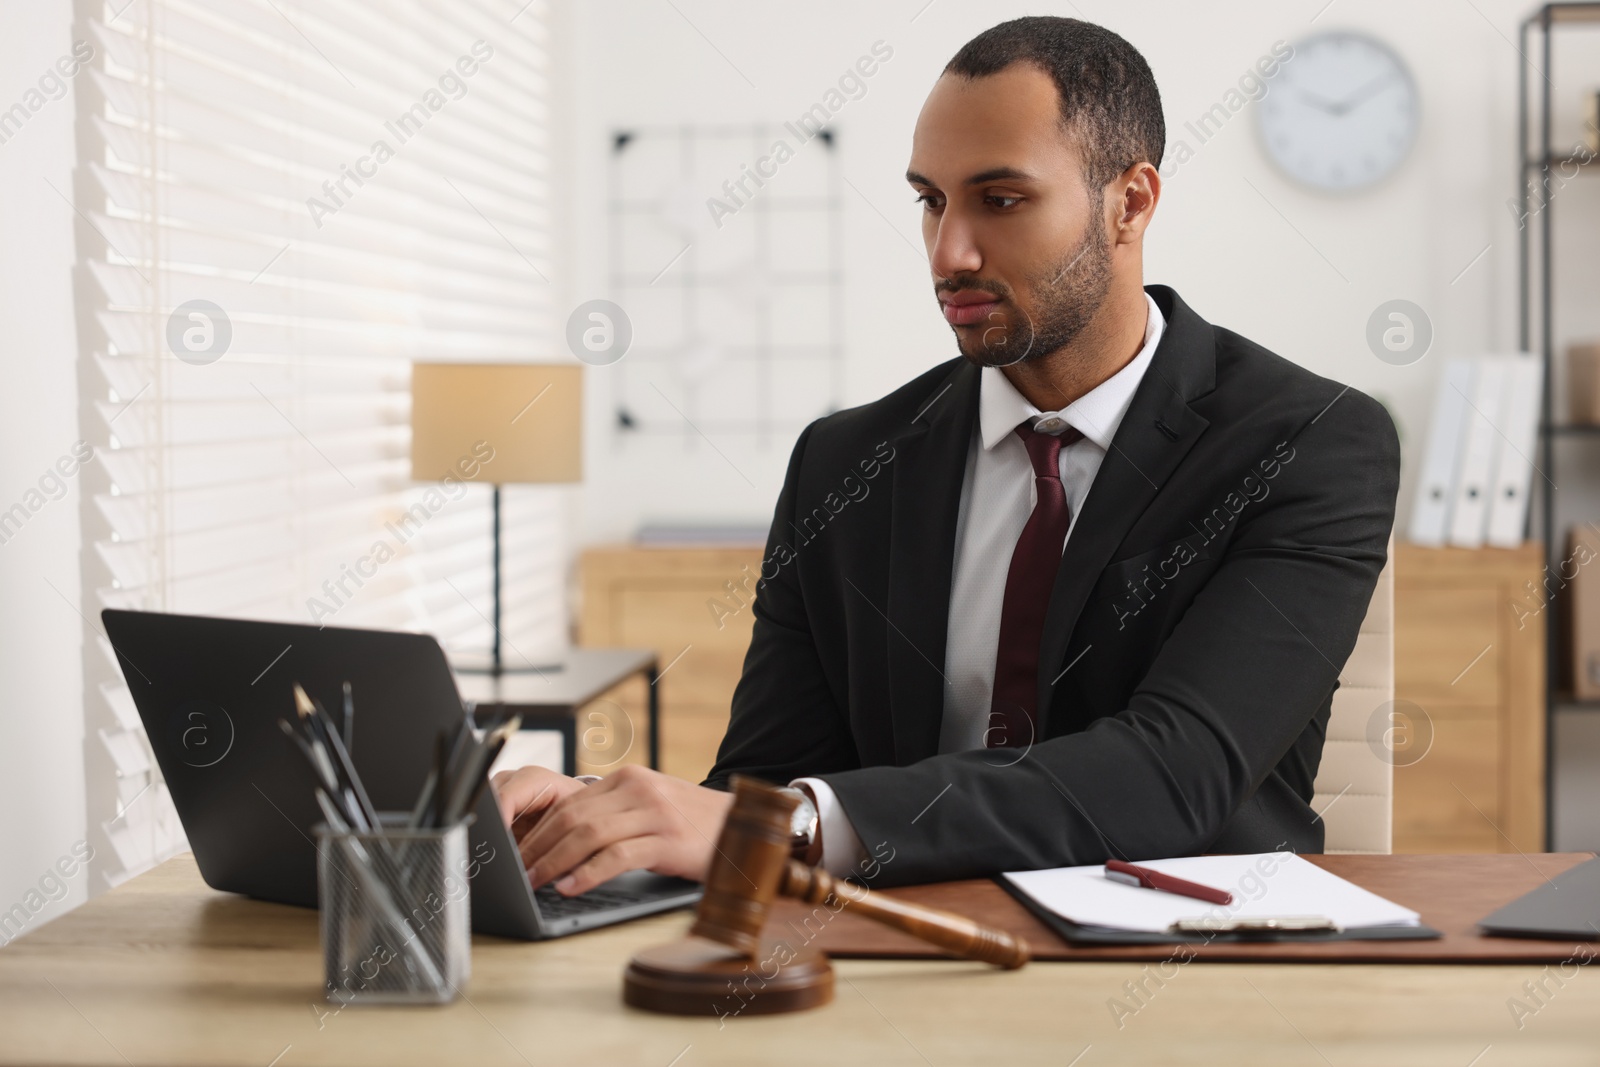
top-left (907, 64), bottom-right (1113, 368)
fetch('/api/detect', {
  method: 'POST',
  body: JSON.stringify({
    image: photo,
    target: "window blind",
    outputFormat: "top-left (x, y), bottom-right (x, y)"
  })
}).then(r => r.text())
top-left (76, 0), bottom-right (561, 887)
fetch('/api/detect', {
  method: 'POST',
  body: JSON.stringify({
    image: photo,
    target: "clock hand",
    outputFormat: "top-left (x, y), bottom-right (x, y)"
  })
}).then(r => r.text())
top-left (1330, 71), bottom-right (1400, 116)
top-left (1297, 88), bottom-right (1344, 114)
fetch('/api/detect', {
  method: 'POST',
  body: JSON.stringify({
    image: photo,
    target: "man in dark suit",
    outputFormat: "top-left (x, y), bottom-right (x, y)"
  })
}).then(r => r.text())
top-left (495, 16), bottom-right (1399, 893)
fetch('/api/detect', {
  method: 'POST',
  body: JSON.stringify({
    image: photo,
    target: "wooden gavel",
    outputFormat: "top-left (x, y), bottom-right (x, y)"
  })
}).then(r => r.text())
top-left (624, 775), bottom-right (1029, 1015)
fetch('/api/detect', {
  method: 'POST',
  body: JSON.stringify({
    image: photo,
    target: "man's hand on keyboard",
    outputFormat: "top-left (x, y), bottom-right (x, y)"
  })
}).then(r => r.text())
top-left (492, 764), bottom-right (589, 846)
top-left (491, 763), bottom-right (735, 896)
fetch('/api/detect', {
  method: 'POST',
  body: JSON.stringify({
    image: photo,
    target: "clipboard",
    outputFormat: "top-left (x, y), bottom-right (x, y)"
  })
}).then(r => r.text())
top-left (997, 875), bottom-right (1443, 945)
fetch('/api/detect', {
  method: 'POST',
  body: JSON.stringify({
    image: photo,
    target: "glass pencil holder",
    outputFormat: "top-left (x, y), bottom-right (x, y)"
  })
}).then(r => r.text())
top-left (315, 814), bottom-right (472, 1005)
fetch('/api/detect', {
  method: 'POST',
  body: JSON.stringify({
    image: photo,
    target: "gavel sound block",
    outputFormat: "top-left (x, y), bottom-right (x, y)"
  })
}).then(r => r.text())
top-left (623, 775), bottom-right (1029, 1016)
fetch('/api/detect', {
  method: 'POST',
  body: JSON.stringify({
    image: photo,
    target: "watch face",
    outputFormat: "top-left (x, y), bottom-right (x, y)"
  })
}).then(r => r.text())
top-left (1257, 31), bottom-right (1419, 192)
top-left (783, 787), bottom-right (818, 846)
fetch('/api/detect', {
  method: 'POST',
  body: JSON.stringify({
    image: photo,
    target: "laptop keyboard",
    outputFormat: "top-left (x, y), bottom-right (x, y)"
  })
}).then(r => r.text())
top-left (534, 883), bottom-right (656, 918)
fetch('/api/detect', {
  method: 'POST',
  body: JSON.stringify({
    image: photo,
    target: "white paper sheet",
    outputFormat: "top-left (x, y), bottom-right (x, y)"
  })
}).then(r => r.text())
top-left (1002, 853), bottom-right (1420, 933)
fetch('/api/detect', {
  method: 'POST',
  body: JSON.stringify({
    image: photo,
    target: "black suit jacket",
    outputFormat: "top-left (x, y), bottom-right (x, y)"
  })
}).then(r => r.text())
top-left (704, 285), bottom-right (1400, 886)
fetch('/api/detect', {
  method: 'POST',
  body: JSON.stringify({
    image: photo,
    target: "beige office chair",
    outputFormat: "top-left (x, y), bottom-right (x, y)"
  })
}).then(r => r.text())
top-left (1309, 541), bottom-right (1395, 853)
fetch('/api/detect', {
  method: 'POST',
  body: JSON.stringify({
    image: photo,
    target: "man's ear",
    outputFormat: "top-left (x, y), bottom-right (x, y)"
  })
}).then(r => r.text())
top-left (1112, 161), bottom-right (1160, 245)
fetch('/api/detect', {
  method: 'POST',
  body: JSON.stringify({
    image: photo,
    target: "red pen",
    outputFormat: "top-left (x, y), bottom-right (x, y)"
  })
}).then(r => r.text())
top-left (1105, 859), bottom-right (1235, 906)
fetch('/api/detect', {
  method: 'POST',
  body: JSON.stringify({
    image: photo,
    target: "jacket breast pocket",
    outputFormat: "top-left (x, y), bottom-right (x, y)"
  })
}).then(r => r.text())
top-left (1090, 533), bottom-right (1214, 606)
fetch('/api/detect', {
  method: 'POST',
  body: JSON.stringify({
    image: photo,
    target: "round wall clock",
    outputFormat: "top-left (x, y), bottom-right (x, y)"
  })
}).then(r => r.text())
top-left (1257, 31), bottom-right (1419, 193)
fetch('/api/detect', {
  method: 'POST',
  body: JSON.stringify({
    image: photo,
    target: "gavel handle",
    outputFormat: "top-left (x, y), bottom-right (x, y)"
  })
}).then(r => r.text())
top-left (780, 861), bottom-right (1030, 969)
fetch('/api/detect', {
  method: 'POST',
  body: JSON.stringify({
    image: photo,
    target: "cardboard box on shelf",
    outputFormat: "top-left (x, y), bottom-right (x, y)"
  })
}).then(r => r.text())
top-left (1567, 343), bottom-right (1600, 425)
top-left (1562, 525), bottom-right (1600, 701)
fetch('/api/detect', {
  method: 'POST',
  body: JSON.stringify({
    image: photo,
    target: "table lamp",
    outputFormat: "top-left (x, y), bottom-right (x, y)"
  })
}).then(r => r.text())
top-left (410, 362), bottom-right (582, 674)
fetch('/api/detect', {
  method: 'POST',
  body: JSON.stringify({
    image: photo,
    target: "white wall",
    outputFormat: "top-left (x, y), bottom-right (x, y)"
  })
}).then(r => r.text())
top-left (0, 0), bottom-right (89, 931)
top-left (560, 0), bottom-right (1553, 544)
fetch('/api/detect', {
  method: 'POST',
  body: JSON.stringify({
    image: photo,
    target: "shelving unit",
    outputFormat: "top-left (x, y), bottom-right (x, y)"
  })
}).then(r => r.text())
top-left (1519, 2), bottom-right (1600, 848)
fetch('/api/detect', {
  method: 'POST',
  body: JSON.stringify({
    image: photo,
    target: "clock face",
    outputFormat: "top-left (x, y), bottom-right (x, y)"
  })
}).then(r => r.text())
top-left (1257, 31), bottom-right (1419, 192)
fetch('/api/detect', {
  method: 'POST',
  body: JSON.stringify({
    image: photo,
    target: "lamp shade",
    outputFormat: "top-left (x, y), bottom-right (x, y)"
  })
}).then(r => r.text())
top-left (410, 362), bottom-right (583, 485)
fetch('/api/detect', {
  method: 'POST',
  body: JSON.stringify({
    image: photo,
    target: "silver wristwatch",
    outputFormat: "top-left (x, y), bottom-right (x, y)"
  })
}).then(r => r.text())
top-left (777, 785), bottom-right (820, 862)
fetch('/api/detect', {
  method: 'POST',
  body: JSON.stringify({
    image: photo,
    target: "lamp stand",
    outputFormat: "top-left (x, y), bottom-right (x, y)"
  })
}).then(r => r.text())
top-left (492, 481), bottom-right (502, 672)
top-left (454, 483), bottom-right (564, 676)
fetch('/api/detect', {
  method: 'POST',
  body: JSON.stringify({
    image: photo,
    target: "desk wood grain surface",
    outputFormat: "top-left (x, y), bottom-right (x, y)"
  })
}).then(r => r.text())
top-left (1, 854), bottom-right (1598, 1066)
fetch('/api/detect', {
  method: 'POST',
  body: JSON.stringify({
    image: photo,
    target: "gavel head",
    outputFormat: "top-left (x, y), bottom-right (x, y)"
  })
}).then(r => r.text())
top-left (687, 775), bottom-right (798, 958)
top-left (626, 773), bottom-right (1024, 1015)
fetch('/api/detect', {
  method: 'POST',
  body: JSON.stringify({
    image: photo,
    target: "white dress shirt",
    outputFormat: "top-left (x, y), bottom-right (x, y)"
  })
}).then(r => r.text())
top-left (797, 293), bottom-right (1166, 877)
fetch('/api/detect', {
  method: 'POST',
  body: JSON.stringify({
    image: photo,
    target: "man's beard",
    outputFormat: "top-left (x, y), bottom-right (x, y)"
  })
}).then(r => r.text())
top-left (950, 217), bottom-right (1113, 369)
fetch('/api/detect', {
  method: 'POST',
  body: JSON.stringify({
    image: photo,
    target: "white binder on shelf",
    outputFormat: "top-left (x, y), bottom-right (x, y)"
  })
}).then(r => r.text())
top-left (1448, 357), bottom-right (1509, 548)
top-left (1409, 358), bottom-right (1475, 546)
top-left (1486, 354), bottom-right (1543, 548)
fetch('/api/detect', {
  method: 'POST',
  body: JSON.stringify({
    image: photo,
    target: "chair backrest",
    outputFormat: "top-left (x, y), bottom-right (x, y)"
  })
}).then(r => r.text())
top-left (1310, 541), bottom-right (1395, 853)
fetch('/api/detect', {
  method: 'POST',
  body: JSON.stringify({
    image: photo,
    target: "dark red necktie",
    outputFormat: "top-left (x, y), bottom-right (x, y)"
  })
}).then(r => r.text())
top-left (987, 422), bottom-right (1081, 749)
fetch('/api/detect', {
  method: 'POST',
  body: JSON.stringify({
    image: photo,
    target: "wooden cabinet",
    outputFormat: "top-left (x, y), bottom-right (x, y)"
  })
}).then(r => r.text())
top-left (574, 540), bottom-right (1552, 848)
top-left (577, 545), bottom-right (763, 783)
top-left (1392, 543), bottom-right (1545, 852)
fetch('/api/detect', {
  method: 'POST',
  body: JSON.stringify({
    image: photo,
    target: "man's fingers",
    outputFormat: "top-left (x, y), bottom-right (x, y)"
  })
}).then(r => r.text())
top-left (551, 838), bottom-right (655, 897)
top-left (516, 787), bottom-right (641, 877)
top-left (513, 771), bottom-right (633, 859)
top-left (501, 764), bottom-right (729, 889)
top-left (494, 775), bottom-right (551, 828)
top-left (491, 766), bottom-right (571, 829)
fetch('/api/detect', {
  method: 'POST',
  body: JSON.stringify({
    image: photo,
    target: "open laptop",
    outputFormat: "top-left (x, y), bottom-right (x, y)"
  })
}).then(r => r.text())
top-left (101, 609), bottom-right (701, 939)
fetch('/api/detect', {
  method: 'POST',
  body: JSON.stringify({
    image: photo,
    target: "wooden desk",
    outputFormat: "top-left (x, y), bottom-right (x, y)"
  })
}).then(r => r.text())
top-left (2, 855), bottom-right (1598, 1065)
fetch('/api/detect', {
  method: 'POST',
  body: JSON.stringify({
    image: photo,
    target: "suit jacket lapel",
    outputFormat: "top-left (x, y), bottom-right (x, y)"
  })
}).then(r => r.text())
top-left (884, 361), bottom-right (979, 765)
top-left (1035, 286), bottom-right (1217, 723)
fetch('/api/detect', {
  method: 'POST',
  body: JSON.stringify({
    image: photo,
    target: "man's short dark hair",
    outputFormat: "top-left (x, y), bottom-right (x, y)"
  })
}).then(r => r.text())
top-left (944, 16), bottom-right (1165, 188)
